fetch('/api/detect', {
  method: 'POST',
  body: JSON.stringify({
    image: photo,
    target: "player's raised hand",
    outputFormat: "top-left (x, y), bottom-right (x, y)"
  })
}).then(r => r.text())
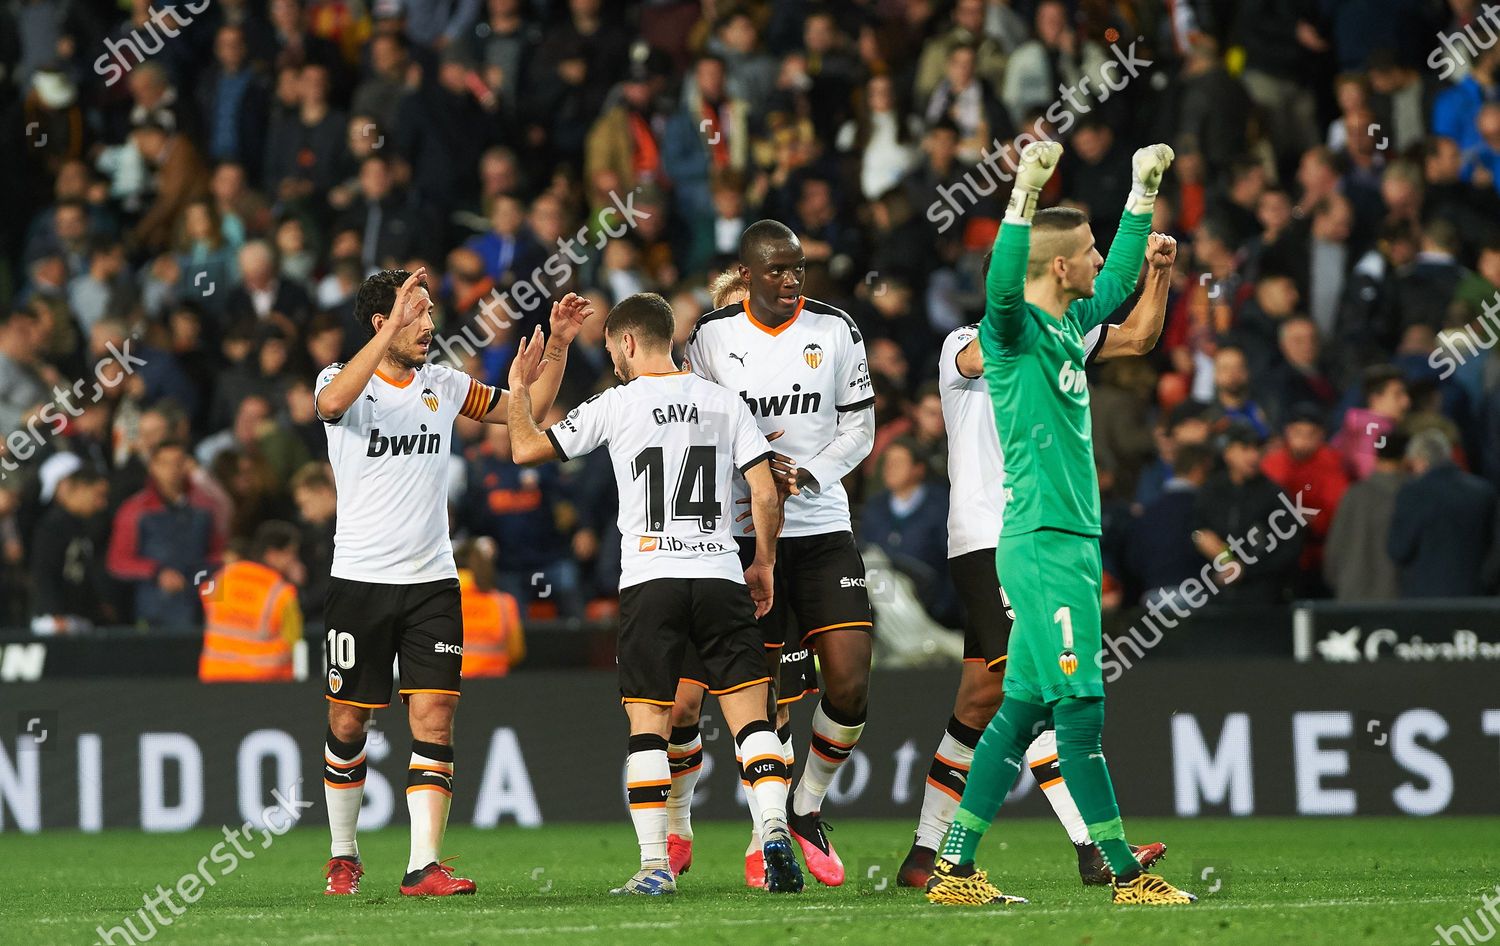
top-left (508, 326), bottom-right (548, 391)
top-left (389, 267), bottom-right (429, 330)
top-left (548, 292), bottom-right (593, 345)
top-left (1131, 144), bottom-right (1175, 195)
top-left (1014, 140), bottom-right (1063, 191)
top-left (1146, 233), bottom-right (1178, 270)
top-left (745, 560), bottom-right (775, 618)
top-left (1007, 140), bottom-right (1062, 221)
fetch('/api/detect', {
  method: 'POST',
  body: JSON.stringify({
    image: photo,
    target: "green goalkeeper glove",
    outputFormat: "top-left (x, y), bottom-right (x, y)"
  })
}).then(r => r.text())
top-left (1127, 144), bottom-right (1175, 215)
top-left (1005, 140), bottom-right (1063, 223)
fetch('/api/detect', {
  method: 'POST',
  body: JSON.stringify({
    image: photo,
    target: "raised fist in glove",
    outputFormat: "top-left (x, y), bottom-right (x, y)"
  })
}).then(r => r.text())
top-left (1007, 140), bottom-right (1064, 221)
top-left (1127, 143), bottom-right (1175, 213)
top-left (1132, 144), bottom-right (1175, 195)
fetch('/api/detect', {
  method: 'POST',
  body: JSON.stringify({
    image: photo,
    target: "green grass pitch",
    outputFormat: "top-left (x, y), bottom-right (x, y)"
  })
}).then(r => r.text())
top-left (6, 818), bottom-right (1496, 945)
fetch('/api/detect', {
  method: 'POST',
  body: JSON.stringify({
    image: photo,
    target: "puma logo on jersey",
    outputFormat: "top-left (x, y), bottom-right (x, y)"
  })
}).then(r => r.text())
top-left (651, 403), bottom-right (701, 425)
top-left (1057, 361), bottom-right (1088, 396)
top-left (728, 352), bottom-right (747, 366)
top-left (740, 384), bottom-right (821, 417)
top-left (364, 394), bottom-right (377, 403)
top-left (367, 425), bottom-right (443, 457)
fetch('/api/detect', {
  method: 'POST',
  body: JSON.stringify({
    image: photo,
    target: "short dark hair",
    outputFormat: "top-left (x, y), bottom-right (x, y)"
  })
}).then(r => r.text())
top-left (1376, 427), bottom-right (1410, 462)
top-left (353, 269), bottom-right (418, 338)
top-left (1175, 441), bottom-right (1217, 475)
top-left (738, 219), bottom-right (797, 264)
top-left (250, 520), bottom-right (301, 560)
top-left (150, 439), bottom-right (187, 459)
top-left (1033, 206), bottom-right (1091, 234)
top-left (1361, 364), bottom-right (1406, 404)
top-left (887, 436), bottom-right (928, 466)
top-left (604, 292), bottom-right (675, 350)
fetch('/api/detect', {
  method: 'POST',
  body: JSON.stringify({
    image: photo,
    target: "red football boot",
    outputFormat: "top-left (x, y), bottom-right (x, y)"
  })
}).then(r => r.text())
top-left (668, 834), bottom-right (693, 876)
top-left (324, 857), bottom-right (363, 896)
top-left (400, 859), bottom-right (476, 896)
top-left (788, 812), bottom-right (844, 887)
top-left (745, 848), bottom-right (767, 889)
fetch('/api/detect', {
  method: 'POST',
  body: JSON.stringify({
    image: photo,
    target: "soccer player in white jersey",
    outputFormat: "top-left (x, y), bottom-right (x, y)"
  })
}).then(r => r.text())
top-left (671, 221), bottom-right (877, 887)
top-left (659, 270), bottom-right (819, 886)
top-left (897, 232), bottom-right (1180, 888)
top-left (506, 292), bottom-right (804, 896)
top-left (314, 268), bottom-right (590, 897)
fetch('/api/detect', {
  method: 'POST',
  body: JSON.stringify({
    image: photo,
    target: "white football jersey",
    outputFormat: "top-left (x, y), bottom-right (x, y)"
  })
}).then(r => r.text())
top-left (315, 362), bottom-right (497, 583)
top-left (685, 297), bottom-right (873, 537)
top-left (546, 370), bottom-right (773, 589)
top-left (941, 322), bottom-right (1108, 557)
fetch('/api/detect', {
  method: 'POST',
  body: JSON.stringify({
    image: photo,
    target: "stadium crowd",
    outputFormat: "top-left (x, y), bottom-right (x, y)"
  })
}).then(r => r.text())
top-left (3, 0), bottom-right (1500, 638)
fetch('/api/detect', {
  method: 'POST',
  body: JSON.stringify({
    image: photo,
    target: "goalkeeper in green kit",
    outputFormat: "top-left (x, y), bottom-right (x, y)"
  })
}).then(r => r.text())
top-left (924, 140), bottom-right (1196, 907)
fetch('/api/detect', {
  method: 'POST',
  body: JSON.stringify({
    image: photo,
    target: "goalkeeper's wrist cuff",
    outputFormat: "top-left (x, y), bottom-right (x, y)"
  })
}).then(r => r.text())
top-left (1125, 183), bottom-right (1157, 215)
top-left (1005, 184), bottom-right (1042, 224)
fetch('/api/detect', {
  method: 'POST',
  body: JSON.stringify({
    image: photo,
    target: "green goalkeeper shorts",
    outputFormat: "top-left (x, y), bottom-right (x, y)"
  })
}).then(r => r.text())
top-left (996, 528), bottom-right (1105, 704)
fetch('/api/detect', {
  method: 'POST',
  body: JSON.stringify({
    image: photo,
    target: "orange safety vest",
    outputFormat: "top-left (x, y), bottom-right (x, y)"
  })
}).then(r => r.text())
top-left (459, 569), bottom-right (522, 678)
top-left (199, 560), bottom-right (297, 682)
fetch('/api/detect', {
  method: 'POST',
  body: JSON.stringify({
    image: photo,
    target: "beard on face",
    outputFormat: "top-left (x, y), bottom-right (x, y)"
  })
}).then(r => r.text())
top-left (391, 331), bottom-right (432, 369)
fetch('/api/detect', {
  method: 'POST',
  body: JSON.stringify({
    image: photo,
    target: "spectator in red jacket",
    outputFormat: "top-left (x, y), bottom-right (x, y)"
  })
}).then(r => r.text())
top-left (1262, 404), bottom-right (1349, 593)
top-left (107, 441), bottom-right (226, 628)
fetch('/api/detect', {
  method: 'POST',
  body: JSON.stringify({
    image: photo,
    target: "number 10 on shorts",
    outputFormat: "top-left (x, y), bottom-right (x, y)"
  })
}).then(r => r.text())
top-left (327, 629), bottom-right (356, 670)
top-left (1054, 606), bottom-right (1078, 676)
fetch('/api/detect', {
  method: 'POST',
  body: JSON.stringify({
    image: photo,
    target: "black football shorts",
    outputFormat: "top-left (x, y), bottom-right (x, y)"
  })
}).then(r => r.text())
top-left (323, 576), bottom-right (463, 707)
top-left (618, 577), bottom-right (770, 705)
top-left (950, 548), bottom-right (1014, 670)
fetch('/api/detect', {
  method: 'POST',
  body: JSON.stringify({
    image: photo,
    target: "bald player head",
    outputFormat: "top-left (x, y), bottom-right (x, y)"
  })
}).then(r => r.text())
top-left (737, 219), bottom-right (805, 323)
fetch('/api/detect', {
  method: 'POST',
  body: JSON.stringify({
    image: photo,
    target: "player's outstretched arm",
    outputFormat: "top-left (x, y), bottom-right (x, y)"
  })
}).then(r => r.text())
top-left (1075, 145), bottom-right (1173, 330)
top-left (504, 333), bottom-right (559, 465)
top-left (483, 293), bottom-right (594, 424)
top-left (741, 459), bottom-right (781, 618)
top-left (1099, 233), bottom-right (1177, 359)
top-left (316, 268), bottom-right (426, 421)
top-left (983, 140), bottom-right (1060, 350)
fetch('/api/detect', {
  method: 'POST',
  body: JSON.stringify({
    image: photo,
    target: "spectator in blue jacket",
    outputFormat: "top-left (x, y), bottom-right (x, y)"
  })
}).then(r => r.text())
top-left (861, 437), bottom-right (953, 624)
top-left (1127, 442), bottom-right (1217, 607)
top-left (107, 441), bottom-right (224, 627)
top-left (1389, 428), bottom-right (1498, 597)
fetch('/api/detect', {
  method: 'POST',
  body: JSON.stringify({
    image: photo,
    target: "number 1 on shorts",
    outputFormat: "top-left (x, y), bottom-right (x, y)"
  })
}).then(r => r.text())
top-left (1053, 606), bottom-right (1078, 676)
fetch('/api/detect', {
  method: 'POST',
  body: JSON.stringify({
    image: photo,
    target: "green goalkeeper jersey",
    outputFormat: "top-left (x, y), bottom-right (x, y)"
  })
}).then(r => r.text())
top-left (979, 208), bottom-right (1151, 538)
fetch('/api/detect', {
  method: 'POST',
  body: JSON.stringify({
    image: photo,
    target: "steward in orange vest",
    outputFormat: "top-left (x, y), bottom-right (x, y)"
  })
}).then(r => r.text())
top-left (455, 539), bottom-right (525, 677)
top-left (199, 522), bottom-right (305, 682)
